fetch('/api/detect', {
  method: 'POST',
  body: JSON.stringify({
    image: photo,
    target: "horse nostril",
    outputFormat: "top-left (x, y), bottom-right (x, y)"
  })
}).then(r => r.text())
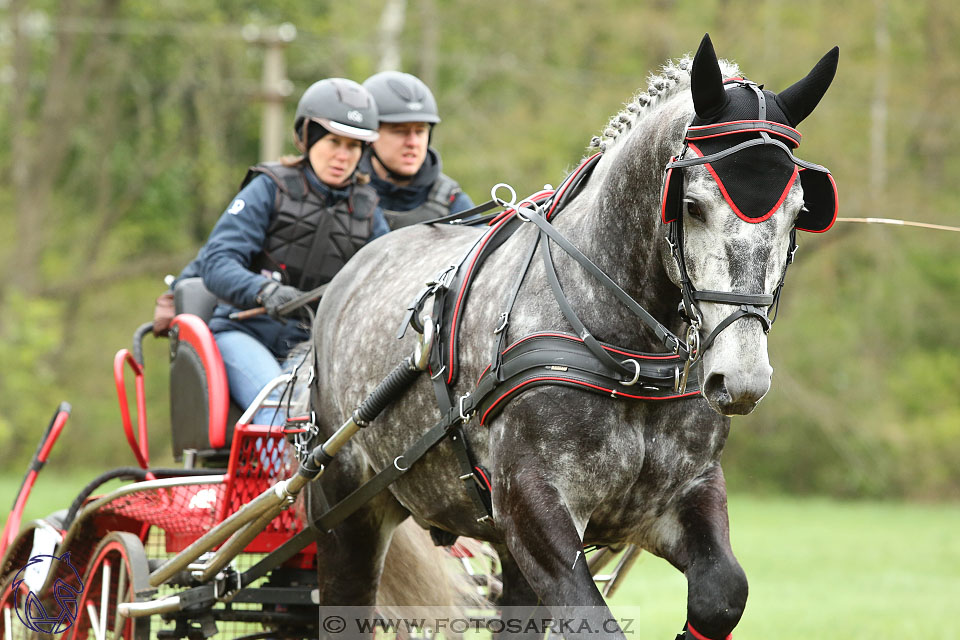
top-left (704, 373), bottom-right (730, 405)
top-left (703, 368), bottom-right (770, 415)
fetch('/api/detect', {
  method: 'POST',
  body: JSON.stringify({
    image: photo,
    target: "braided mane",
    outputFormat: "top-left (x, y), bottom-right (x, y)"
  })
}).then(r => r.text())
top-left (588, 56), bottom-right (741, 154)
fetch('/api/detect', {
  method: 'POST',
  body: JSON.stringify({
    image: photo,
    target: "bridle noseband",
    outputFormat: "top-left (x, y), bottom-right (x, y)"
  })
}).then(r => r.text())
top-left (666, 210), bottom-right (795, 356)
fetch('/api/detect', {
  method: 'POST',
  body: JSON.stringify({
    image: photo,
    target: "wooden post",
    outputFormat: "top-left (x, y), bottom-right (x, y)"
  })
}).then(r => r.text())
top-left (244, 23), bottom-right (297, 162)
top-left (377, 0), bottom-right (407, 72)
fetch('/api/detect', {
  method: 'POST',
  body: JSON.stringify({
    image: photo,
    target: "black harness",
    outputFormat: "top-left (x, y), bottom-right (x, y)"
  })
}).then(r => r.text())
top-left (301, 87), bottom-right (838, 531)
top-left (391, 154), bottom-right (705, 525)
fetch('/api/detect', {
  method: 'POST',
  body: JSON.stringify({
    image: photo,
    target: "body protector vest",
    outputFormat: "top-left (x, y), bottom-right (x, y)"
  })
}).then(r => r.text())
top-left (244, 163), bottom-right (378, 291)
top-left (381, 173), bottom-right (461, 230)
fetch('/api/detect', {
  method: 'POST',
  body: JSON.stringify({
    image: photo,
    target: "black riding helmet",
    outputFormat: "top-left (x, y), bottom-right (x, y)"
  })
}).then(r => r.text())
top-left (362, 71), bottom-right (441, 124)
top-left (293, 78), bottom-right (379, 152)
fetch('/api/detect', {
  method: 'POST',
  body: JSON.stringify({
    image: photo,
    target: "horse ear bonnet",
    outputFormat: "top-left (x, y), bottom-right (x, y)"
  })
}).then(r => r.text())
top-left (662, 37), bottom-right (838, 232)
top-left (688, 86), bottom-right (801, 224)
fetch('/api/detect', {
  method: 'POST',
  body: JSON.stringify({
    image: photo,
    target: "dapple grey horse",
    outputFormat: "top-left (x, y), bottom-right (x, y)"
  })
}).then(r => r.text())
top-left (306, 34), bottom-right (838, 639)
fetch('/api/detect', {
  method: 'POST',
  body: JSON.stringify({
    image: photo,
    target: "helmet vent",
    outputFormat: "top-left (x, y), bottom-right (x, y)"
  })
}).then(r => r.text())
top-left (333, 80), bottom-right (372, 109)
top-left (387, 77), bottom-right (426, 102)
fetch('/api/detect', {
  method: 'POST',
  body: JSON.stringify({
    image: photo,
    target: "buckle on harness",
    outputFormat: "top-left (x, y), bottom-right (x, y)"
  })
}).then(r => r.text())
top-left (678, 321), bottom-right (701, 393)
top-left (434, 264), bottom-right (458, 289)
top-left (619, 359), bottom-right (642, 387)
top-left (494, 312), bottom-right (509, 334)
top-left (459, 393), bottom-right (473, 422)
top-left (413, 314), bottom-right (434, 371)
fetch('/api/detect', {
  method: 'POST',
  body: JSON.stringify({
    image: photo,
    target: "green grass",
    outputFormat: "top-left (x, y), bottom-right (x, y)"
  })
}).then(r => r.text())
top-left (3, 473), bottom-right (958, 639)
top-left (608, 494), bottom-right (960, 639)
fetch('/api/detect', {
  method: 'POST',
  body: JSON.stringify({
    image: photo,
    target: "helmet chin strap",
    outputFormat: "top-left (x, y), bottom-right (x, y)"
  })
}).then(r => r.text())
top-left (369, 146), bottom-right (417, 183)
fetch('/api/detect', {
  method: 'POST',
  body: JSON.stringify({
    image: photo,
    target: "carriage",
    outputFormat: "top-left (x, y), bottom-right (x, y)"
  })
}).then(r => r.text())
top-left (1, 306), bottom-right (339, 639)
top-left (2, 34), bottom-right (839, 640)
top-left (0, 227), bottom-right (638, 640)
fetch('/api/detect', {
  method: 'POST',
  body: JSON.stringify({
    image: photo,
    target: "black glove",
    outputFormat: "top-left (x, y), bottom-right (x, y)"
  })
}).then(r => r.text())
top-left (257, 282), bottom-right (304, 320)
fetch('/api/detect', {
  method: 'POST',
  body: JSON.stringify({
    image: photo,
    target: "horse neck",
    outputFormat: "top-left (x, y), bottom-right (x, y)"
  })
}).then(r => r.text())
top-left (546, 97), bottom-right (691, 351)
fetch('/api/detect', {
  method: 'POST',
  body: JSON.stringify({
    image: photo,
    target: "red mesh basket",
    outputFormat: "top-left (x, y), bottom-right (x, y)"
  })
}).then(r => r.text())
top-left (217, 424), bottom-right (304, 552)
top-left (95, 425), bottom-right (310, 554)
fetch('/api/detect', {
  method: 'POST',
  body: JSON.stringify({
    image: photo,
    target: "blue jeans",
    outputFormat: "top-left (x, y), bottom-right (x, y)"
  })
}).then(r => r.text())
top-left (215, 330), bottom-right (289, 426)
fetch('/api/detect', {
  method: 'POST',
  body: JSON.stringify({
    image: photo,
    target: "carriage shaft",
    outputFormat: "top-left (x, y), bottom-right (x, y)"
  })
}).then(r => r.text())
top-left (151, 342), bottom-right (427, 589)
top-left (198, 502), bottom-right (285, 582)
top-left (148, 480), bottom-right (293, 587)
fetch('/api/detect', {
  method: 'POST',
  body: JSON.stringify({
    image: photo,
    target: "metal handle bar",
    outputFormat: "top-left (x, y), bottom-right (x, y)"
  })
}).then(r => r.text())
top-left (131, 321), bottom-right (154, 366)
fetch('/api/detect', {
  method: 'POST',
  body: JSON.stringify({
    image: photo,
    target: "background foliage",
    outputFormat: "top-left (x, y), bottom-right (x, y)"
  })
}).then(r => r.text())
top-left (1, 0), bottom-right (958, 499)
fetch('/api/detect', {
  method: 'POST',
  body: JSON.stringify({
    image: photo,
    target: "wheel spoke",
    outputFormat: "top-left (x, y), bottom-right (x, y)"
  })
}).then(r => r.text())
top-left (100, 560), bottom-right (111, 640)
top-left (86, 602), bottom-right (104, 640)
top-left (113, 560), bottom-right (128, 639)
top-left (4, 604), bottom-right (13, 640)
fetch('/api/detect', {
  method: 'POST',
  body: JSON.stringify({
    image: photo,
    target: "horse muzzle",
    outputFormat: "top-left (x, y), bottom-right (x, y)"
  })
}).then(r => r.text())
top-left (699, 317), bottom-right (773, 416)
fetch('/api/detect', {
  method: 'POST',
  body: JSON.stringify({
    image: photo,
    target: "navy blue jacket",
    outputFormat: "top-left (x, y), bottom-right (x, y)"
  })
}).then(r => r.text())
top-left (197, 167), bottom-right (389, 358)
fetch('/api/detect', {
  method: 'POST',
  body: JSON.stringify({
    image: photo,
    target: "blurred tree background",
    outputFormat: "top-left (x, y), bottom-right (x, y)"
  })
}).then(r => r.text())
top-left (1, 0), bottom-right (957, 499)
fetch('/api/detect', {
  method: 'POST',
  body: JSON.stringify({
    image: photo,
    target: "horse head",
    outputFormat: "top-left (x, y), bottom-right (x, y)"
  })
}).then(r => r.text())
top-left (658, 34), bottom-right (839, 415)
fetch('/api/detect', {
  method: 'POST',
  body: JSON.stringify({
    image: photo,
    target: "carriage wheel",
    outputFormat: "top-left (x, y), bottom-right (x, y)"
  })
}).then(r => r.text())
top-left (0, 577), bottom-right (60, 640)
top-left (1, 516), bottom-right (73, 640)
top-left (67, 532), bottom-right (151, 640)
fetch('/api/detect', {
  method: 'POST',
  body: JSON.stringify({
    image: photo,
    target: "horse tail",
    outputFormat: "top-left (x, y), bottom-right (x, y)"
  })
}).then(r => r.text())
top-left (377, 520), bottom-right (494, 632)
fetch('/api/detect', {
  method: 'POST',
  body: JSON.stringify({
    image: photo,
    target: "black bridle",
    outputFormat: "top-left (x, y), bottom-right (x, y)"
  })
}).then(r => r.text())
top-left (661, 80), bottom-right (834, 384)
top-left (666, 214), bottom-right (796, 387)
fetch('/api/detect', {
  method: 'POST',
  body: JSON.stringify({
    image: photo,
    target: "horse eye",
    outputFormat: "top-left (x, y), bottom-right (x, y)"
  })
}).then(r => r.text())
top-left (683, 198), bottom-right (704, 221)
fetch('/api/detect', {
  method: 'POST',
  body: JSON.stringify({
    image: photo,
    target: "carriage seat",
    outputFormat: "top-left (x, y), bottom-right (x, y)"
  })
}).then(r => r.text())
top-left (168, 278), bottom-right (242, 465)
top-left (172, 276), bottom-right (219, 323)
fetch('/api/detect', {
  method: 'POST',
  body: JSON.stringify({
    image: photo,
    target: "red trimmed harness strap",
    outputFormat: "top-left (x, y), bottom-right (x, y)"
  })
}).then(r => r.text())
top-left (472, 332), bottom-right (701, 425)
top-left (685, 119), bottom-right (801, 147)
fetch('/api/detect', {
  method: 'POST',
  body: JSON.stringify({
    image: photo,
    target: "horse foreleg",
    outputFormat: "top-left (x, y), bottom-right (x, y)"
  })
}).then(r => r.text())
top-left (667, 465), bottom-right (748, 640)
top-left (491, 543), bottom-right (551, 637)
top-left (311, 483), bottom-right (407, 639)
top-left (495, 468), bottom-right (626, 640)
